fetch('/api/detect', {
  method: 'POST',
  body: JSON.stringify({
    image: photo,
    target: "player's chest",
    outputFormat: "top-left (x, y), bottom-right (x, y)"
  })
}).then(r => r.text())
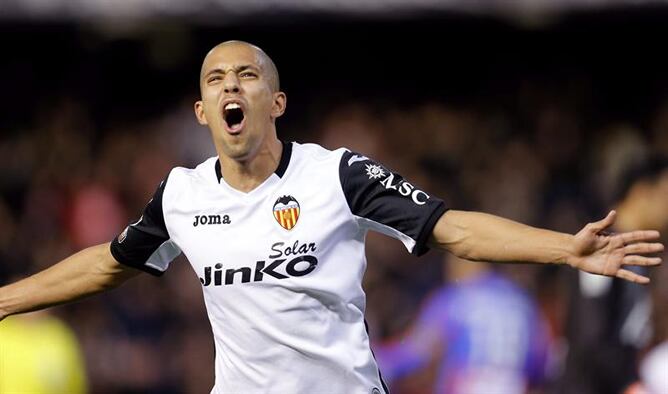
top-left (167, 183), bottom-right (350, 270)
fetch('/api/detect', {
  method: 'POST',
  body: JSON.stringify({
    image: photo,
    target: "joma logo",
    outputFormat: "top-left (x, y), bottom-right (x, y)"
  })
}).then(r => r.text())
top-left (193, 214), bottom-right (231, 227)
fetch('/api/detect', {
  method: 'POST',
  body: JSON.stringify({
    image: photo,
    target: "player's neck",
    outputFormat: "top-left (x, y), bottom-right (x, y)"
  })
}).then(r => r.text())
top-left (218, 138), bottom-right (283, 193)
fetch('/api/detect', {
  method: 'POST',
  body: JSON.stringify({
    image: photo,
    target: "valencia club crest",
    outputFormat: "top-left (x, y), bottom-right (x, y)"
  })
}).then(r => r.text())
top-left (273, 195), bottom-right (300, 230)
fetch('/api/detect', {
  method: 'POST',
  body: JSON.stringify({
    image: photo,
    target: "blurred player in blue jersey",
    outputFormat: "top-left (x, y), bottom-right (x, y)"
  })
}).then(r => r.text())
top-left (376, 255), bottom-right (550, 394)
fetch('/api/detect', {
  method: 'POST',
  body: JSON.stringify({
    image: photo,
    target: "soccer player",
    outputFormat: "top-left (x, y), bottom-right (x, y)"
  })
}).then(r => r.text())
top-left (374, 256), bottom-right (551, 393)
top-left (0, 40), bottom-right (663, 394)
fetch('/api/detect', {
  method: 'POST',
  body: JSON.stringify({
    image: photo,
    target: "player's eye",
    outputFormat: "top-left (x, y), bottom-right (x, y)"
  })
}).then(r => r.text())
top-left (208, 76), bottom-right (222, 83)
top-left (239, 72), bottom-right (257, 78)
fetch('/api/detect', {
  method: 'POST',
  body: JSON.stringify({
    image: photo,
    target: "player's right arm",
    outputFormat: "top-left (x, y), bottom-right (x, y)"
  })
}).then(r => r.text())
top-left (0, 244), bottom-right (140, 322)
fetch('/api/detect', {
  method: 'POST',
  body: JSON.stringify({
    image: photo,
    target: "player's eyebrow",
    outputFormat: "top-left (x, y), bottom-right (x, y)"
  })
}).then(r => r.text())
top-left (203, 64), bottom-right (261, 79)
top-left (236, 64), bottom-right (260, 73)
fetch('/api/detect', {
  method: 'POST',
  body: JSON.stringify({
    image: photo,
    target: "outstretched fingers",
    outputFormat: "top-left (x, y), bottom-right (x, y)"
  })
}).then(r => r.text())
top-left (616, 269), bottom-right (651, 284)
top-left (623, 242), bottom-right (665, 255)
top-left (622, 255), bottom-right (662, 267)
top-left (619, 230), bottom-right (661, 244)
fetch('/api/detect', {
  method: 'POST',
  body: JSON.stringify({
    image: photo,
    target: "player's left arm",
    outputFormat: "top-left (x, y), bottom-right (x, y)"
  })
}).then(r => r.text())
top-left (428, 210), bottom-right (663, 283)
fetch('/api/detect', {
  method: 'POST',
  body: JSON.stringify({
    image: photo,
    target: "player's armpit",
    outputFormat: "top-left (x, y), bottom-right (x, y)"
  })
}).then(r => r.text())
top-left (0, 243), bottom-right (141, 321)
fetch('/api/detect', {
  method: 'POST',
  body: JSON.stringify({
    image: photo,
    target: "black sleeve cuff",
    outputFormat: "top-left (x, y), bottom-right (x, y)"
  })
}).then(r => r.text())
top-left (412, 204), bottom-right (448, 257)
top-left (110, 240), bottom-right (165, 277)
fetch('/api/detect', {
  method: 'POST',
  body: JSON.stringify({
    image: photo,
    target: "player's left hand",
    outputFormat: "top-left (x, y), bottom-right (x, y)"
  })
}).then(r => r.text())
top-left (568, 210), bottom-right (664, 284)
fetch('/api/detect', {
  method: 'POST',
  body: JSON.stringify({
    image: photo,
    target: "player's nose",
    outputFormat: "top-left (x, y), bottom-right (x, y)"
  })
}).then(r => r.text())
top-left (223, 73), bottom-right (241, 94)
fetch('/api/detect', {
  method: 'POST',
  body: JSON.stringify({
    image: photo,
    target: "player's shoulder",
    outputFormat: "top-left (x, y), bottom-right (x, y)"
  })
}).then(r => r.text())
top-left (292, 141), bottom-right (346, 160)
top-left (291, 141), bottom-right (355, 164)
top-left (163, 157), bottom-right (219, 192)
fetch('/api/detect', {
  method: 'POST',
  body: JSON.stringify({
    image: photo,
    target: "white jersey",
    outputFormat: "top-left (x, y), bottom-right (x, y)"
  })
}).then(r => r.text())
top-left (111, 141), bottom-right (447, 394)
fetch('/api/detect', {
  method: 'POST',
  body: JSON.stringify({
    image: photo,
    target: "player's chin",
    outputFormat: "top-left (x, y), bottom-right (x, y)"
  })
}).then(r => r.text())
top-left (221, 137), bottom-right (255, 160)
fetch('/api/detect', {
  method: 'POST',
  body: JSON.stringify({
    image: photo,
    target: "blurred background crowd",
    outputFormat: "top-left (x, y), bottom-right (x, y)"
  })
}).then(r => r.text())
top-left (1, 1), bottom-right (668, 393)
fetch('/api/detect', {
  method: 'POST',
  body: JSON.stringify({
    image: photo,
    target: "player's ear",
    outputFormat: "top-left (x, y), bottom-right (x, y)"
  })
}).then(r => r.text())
top-left (194, 100), bottom-right (208, 125)
top-left (271, 92), bottom-right (286, 119)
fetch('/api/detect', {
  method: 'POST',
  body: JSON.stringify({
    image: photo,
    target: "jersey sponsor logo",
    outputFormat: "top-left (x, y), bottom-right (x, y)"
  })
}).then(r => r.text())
top-left (273, 195), bottom-right (300, 230)
top-left (365, 164), bottom-right (386, 179)
top-left (199, 240), bottom-right (318, 286)
top-left (269, 240), bottom-right (317, 258)
top-left (379, 173), bottom-right (430, 205)
top-left (359, 162), bottom-right (430, 206)
top-left (348, 154), bottom-right (369, 166)
top-left (192, 214), bottom-right (232, 227)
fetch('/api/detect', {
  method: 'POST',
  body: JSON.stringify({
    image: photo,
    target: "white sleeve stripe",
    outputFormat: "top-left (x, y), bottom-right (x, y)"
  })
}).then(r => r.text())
top-left (355, 215), bottom-right (416, 253)
top-left (129, 214), bottom-right (144, 227)
top-left (145, 239), bottom-right (182, 272)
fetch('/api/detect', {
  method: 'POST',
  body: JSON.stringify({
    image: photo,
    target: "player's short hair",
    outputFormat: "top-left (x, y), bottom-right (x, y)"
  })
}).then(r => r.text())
top-left (201, 40), bottom-right (280, 92)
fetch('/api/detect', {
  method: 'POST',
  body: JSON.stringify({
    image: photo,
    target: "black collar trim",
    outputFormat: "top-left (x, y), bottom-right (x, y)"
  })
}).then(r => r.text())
top-left (215, 141), bottom-right (292, 183)
top-left (274, 141), bottom-right (292, 178)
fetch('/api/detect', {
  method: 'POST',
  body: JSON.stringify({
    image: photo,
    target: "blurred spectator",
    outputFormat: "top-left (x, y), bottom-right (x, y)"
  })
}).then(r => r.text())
top-left (624, 255), bottom-right (668, 394)
top-left (560, 156), bottom-right (668, 394)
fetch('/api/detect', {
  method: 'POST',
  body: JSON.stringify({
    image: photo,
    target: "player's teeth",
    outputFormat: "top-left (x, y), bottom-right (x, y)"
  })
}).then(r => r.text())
top-left (225, 103), bottom-right (241, 110)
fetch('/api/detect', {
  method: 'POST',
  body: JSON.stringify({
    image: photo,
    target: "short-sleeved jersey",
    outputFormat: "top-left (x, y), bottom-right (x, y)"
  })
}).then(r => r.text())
top-left (111, 141), bottom-right (447, 394)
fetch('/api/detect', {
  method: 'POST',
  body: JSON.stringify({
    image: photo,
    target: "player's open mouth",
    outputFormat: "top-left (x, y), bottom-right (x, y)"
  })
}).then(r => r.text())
top-left (223, 102), bottom-right (245, 134)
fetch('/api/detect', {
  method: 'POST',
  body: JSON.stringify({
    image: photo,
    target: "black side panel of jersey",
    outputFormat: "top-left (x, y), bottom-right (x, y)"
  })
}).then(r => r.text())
top-left (339, 150), bottom-right (448, 256)
top-left (110, 174), bottom-right (171, 276)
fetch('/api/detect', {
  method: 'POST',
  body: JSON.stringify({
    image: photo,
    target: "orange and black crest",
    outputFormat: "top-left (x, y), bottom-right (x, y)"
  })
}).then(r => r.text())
top-left (273, 195), bottom-right (300, 230)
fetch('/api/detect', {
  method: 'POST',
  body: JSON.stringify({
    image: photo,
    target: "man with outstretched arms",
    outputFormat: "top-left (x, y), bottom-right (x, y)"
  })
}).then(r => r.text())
top-left (0, 41), bottom-right (663, 394)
